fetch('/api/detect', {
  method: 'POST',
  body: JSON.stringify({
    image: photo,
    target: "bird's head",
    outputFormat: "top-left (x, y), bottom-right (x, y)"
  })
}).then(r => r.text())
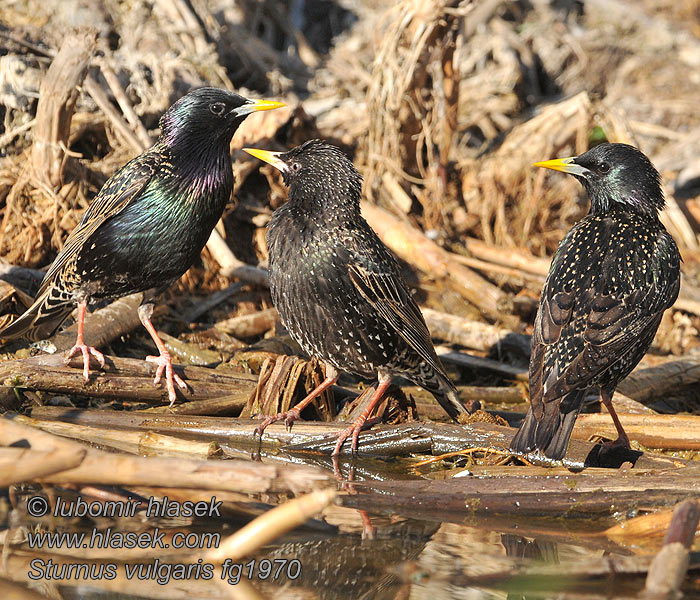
top-left (534, 143), bottom-right (664, 216)
top-left (160, 87), bottom-right (284, 149)
top-left (243, 139), bottom-right (362, 212)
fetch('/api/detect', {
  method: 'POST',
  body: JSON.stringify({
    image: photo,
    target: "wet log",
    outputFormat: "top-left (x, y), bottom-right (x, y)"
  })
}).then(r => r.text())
top-left (0, 353), bottom-right (257, 404)
top-left (342, 464), bottom-right (700, 519)
top-left (0, 415), bottom-right (333, 493)
top-left (29, 407), bottom-right (684, 470)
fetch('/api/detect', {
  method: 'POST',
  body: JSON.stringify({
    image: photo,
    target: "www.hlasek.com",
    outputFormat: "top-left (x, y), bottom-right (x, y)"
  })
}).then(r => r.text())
top-left (24, 495), bottom-right (302, 585)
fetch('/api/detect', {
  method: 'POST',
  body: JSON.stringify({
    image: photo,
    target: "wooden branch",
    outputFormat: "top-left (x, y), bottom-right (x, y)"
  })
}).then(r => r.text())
top-left (617, 356), bottom-right (700, 401)
top-left (573, 414), bottom-right (700, 450)
top-left (0, 262), bottom-right (47, 296)
top-left (50, 292), bottom-right (143, 352)
top-left (214, 307), bottom-right (279, 338)
top-left (360, 201), bottom-right (519, 327)
top-left (1, 353), bottom-right (257, 404)
top-left (31, 29), bottom-right (96, 188)
top-left (435, 346), bottom-right (528, 381)
top-left (423, 307), bottom-right (530, 354)
top-left (206, 229), bottom-right (270, 287)
top-left (463, 238), bottom-right (550, 276)
top-left (0, 415), bottom-right (333, 494)
top-left (98, 61), bottom-right (153, 149)
top-left (83, 75), bottom-right (145, 155)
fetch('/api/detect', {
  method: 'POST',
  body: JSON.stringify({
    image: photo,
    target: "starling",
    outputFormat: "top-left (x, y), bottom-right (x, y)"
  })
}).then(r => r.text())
top-left (0, 87), bottom-right (284, 405)
top-left (510, 143), bottom-right (681, 460)
top-left (244, 140), bottom-right (473, 455)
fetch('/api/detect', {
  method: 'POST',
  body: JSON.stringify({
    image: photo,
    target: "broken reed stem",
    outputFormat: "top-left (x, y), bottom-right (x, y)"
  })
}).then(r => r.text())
top-left (12, 414), bottom-right (221, 458)
top-left (361, 201), bottom-right (519, 327)
top-left (206, 229), bottom-right (270, 287)
top-left (98, 60), bottom-right (154, 149)
top-left (215, 307), bottom-right (278, 338)
top-left (0, 447), bottom-right (86, 487)
top-left (203, 488), bottom-right (337, 563)
top-left (83, 75), bottom-right (145, 155)
top-left (31, 29), bottom-right (96, 188)
top-left (423, 307), bottom-right (530, 354)
top-left (643, 500), bottom-right (700, 599)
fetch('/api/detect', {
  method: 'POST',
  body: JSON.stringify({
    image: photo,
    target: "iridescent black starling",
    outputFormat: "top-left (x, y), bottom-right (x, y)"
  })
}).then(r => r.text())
top-left (244, 140), bottom-right (472, 455)
top-left (510, 143), bottom-right (680, 460)
top-left (0, 87), bottom-right (283, 405)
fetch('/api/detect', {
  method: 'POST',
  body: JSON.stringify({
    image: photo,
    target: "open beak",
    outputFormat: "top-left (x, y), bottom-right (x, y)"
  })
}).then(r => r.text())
top-left (533, 156), bottom-right (590, 177)
top-left (242, 148), bottom-right (288, 173)
top-left (233, 98), bottom-right (286, 118)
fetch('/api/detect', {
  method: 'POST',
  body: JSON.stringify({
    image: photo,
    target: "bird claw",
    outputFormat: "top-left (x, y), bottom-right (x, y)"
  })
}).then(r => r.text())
top-left (146, 353), bottom-right (187, 407)
top-left (253, 408), bottom-right (302, 438)
top-left (66, 343), bottom-right (105, 382)
top-left (332, 415), bottom-right (382, 456)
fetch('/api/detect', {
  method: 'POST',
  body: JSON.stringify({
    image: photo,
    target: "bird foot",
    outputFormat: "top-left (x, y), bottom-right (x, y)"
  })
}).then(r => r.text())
top-left (146, 352), bottom-right (187, 407)
top-left (600, 434), bottom-right (631, 452)
top-left (331, 416), bottom-right (380, 456)
top-left (253, 408), bottom-right (303, 438)
top-left (66, 343), bottom-right (105, 382)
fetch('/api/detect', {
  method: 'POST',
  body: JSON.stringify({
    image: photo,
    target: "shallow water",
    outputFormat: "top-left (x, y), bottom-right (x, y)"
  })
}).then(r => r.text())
top-left (3, 449), bottom-right (700, 600)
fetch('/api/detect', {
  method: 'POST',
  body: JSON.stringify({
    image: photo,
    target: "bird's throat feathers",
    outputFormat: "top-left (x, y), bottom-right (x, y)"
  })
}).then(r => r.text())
top-left (585, 180), bottom-right (665, 218)
top-left (165, 138), bottom-right (234, 200)
top-left (287, 171), bottom-right (362, 220)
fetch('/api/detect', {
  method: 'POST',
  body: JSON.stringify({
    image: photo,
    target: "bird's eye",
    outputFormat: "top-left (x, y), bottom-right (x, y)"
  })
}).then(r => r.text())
top-left (598, 161), bottom-right (611, 174)
top-left (209, 102), bottom-right (226, 116)
top-left (290, 162), bottom-right (301, 173)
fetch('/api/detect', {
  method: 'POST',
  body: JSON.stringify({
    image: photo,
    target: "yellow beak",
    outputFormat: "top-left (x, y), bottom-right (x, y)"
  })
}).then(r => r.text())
top-left (533, 156), bottom-right (590, 177)
top-left (234, 99), bottom-right (285, 118)
top-left (242, 148), bottom-right (288, 173)
top-left (247, 99), bottom-right (286, 112)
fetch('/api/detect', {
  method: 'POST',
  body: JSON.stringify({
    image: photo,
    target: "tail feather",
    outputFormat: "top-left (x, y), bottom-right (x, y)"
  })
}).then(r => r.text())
top-left (0, 290), bottom-right (74, 342)
top-left (510, 390), bottom-right (585, 460)
top-left (431, 374), bottom-right (476, 420)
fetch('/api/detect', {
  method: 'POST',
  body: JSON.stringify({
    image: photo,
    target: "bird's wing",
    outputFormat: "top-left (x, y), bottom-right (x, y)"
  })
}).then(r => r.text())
top-left (347, 252), bottom-right (446, 377)
top-left (529, 228), bottom-right (680, 419)
top-left (36, 150), bottom-right (161, 296)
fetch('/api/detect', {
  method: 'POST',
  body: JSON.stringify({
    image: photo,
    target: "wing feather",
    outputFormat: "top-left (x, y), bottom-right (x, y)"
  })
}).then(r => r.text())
top-left (348, 259), bottom-right (446, 378)
top-left (37, 150), bottom-right (161, 296)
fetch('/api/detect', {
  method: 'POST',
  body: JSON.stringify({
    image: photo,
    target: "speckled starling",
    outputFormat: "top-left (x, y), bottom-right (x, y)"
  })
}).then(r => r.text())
top-left (0, 87), bottom-right (284, 405)
top-left (244, 140), bottom-right (473, 455)
top-left (510, 143), bottom-right (681, 460)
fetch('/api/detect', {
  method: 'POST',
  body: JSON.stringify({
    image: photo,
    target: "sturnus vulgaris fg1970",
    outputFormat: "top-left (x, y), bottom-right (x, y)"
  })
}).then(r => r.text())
top-left (244, 140), bottom-right (473, 455)
top-left (510, 143), bottom-right (681, 460)
top-left (0, 87), bottom-right (283, 404)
